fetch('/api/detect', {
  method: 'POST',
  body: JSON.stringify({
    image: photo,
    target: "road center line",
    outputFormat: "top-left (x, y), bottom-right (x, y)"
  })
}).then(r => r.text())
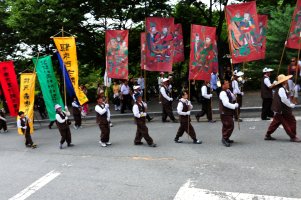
top-left (9, 170), bottom-right (61, 200)
top-left (174, 179), bottom-right (301, 200)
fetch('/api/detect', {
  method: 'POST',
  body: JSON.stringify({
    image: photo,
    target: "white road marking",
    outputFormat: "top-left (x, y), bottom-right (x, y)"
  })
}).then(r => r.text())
top-left (9, 170), bottom-right (61, 200)
top-left (174, 179), bottom-right (301, 200)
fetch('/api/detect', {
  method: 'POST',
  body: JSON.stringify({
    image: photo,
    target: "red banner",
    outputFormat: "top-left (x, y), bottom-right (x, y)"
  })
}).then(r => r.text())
top-left (258, 15), bottom-right (268, 59)
top-left (145, 17), bottom-right (174, 72)
top-left (0, 61), bottom-right (20, 116)
top-left (286, 0), bottom-right (301, 49)
top-left (189, 25), bottom-right (218, 81)
top-left (141, 32), bottom-right (146, 70)
top-left (173, 24), bottom-right (185, 63)
top-left (105, 30), bottom-right (129, 79)
top-left (225, 1), bottom-right (262, 63)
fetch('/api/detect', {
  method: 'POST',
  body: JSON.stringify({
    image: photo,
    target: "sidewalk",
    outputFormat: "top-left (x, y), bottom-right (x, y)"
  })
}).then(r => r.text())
top-left (5, 91), bottom-right (301, 125)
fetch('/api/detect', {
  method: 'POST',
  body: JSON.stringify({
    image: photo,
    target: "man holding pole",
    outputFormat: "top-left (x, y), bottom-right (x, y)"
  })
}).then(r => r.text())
top-left (232, 70), bottom-right (244, 122)
top-left (261, 67), bottom-right (276, 120)
top-left (160, 78), bottom-right (178, 123)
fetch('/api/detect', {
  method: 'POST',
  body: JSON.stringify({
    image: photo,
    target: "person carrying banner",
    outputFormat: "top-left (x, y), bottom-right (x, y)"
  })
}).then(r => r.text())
top-left (132, 85), bottom-right (153, 122)
top-left (55, 104), bottom-right (74, 149)
top-left (232, 70), bottom-right (244, 122)
top-left (17, 111), bottom-right (37, 149)
top-left (264, 74), bottom-right (301, 142)
top-left (72, 97), bottom-right (82, 129)
top-left (95, 95), bottom-right (111, 147)
top-left (219, 80), bottom-right (239, 147)
top-left (120, 80), bottom-right (132, 113)
top-left (160, 78), bottom-right (178, 123)
top-left (175, 91), bottom-right (202, 144)
top-left (0, 108), bottom-right (8, 133)
top-left (112, 80), bottom-right (121, 111)
top-left (210, 71), bottom-right (221, 97)
top-left (132, 93), bottom-right (156, 147)
top-left (195, 80), bottom-right (215, 123)
top-left (261, 67), bottom-right (276, 120)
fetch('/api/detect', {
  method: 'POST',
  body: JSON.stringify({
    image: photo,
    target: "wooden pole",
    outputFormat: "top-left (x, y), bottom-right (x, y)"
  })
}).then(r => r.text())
top-left (144, 69), bottom-right (146, 102)
top-left (61, 26), bottom-right (67, 107)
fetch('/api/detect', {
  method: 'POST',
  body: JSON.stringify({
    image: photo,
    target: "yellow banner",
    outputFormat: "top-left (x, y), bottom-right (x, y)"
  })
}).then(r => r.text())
top-left (53, 37), bottom-right (88, 105)
top-left (18, 73), bottom-right (36, 134)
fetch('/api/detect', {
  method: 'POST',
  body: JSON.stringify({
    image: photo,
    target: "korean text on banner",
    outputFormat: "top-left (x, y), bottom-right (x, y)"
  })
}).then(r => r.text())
top-left (18, 73), bottom-right (36, 134)
top-left (34, 55), bottom-right (64, 121)
top-left (0, 61), bottom-right (20, 116)
top-left (189, 25), bottom-right (218, 81)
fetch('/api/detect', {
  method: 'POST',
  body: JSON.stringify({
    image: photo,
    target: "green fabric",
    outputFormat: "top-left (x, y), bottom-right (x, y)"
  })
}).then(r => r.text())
top-left (33, 55), bottom-right (64, 121)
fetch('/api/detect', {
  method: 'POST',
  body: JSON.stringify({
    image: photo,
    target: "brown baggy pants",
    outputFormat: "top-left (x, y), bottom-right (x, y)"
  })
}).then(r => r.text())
top-left (134, 118), bottom-right (153, 145)
top-left (98, 123), bottom-right (110, 143)
top-left (266, 113), bottom-right (296, 139)
top-left (59, 128), bottom-right (72, 145)
top-left (175, 120), bottom-right (197, 141)
top-left (221, 115), bottom-right (234, 140)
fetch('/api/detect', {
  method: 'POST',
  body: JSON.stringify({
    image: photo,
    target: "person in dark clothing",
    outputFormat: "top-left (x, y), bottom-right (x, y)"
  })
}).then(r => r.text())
top-left (261, 67), bottom-right (276, 120)
top-left (35, 95), bottom-right (47, 119)
top-left (174, 91), bottom-right (202, 144)
top-left (160, 78), bottom-right (178, 123)
top-left (95, 95), bottom-right (111, 147)
top-left (132, 93), bottom-right (156, 147)
top-left (72, 97), bottom-right (82, 129)
top-left (0, 108), bottom-right (8, 133)
top-left (17, 111), bottom-right (37, 148)
top-left (120, 80), bottom-right (132, 113)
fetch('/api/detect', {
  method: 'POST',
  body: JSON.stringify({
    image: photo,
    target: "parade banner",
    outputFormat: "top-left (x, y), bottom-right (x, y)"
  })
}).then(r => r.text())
top-left (18, 73), bottom-right (36, 134)
top-left (286, 0), bottom-right (301, 49)
top-left (189, 25), bottom-right (218, 81)
top-left (105, 30), bottom-right (129, 79)
top-left (258, 15), bottom-right (268, 59)
top-left (141, 32), bottom-right (146, 70)
top-left (53, 37), bottom-right (88, 105)
top-left (173, 24), bottom-right (185, 63)
top-left (34, 55), bottom-right (64, 121)
top-left (0, 61), bottom-right (20, 116)
top-left (146, 17), bottom-right (174, 72)
top-left (225, 1), bottom-right (262, 63)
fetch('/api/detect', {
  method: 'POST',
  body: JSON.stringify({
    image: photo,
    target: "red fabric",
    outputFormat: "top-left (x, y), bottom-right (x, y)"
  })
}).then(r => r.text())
top-left (225, 1), bottom-right (262, 64)
top-left (286, 0), bottom-right (301, 49)
top-left (258, 15), bottom-right (268, 59)
top-left (0, 61), bottom-right (20, 116)
top-left (145, 17), bottom-right (174, 72)
top-left (189, 25), bottom-right (218, 81)
top-left (105, 30), bottom-right (129, 79)
top-left (173, 24), bottom-right (185, 63)
top-left (140, 32), bottom-right (146, 70)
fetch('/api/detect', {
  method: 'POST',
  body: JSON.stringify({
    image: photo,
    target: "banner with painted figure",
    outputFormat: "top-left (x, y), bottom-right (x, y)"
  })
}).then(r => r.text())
top-left (18, 73), bottom-right (36, 134)
top-left (173, 24), bottom-right (185, 63)
top-left (105, 30), bottom-right (129, 79)
top-left (189, 25), bottom-right (218, 81)
top-left (53, 37), bottom-right (88, 105)
top-left (225, 1), bottom-right (262, 63)
top-left (34, 55), bottom-right (64, 121)
top-left (258, 15), bottom-right (268, 59)
top-left (141, 32), bottom-right (146, 70)
top-left (0, 61), bottom-right (20, 116)
top-left (146, 17), bottom-right (174, 72)
top-left (286, 0), bottom-right (301, 49)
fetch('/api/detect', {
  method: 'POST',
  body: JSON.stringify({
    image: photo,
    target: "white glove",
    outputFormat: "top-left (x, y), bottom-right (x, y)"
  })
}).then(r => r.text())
top-left (290, 104), bottom-right (296, 108)
top-left (107, 118), bottom-right (110, 122)
top-left (65, 116), bottom-right (68, 120)
top-left (65, 106), bottom-right (69, 111)
top-left (209, 94), bottom-right (213, 98)
top-left (187, 100), bottom-right (191, 106)
top-left (186, 111), bottom-right (191, 115)
top-left (23, 126), bottom-right (27, 129)
top-left (140, 112), bottom-right (146, 117)
top-left (105, 104), bottom-right (109, 109)
top-left (169, 98), bottom-right (173, 101)
top-left (234, 103), bottom-right (239, 108)
top-left (241, 92), bottom-right (244, 96)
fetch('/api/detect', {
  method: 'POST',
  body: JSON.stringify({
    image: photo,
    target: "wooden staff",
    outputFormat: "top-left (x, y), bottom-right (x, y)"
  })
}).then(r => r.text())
top-left (61, 26), bottom-right (67, 107)
top-left (144, 69), bottom-right (146, 102)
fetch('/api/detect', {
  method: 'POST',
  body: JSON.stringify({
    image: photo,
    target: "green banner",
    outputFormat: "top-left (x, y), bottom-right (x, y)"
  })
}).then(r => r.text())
top-left (33, 55), bottom-right (64, 121)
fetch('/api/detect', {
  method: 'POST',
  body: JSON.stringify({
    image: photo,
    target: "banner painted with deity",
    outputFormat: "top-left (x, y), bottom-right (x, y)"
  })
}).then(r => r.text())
top-left (286, 0), bottom-right (301, 49)
top-left (173, 24), bottom-right (185, 63)
top-left (145, 17), bottom-right (174, 72)
top-left (225, 1), bottom-right (262, 64)
top-left (0, 61), bottom-right (20, 116)
top-left (189, 25), bottom-right (218, 81)
top-left (18, 73), bottom-right (36, 134)
top-left (141, 32), bottom-right (146, 70)
top-left (53, 37), bottom-right (88, 105)
top-left (34, 55), bottom-right (64, 121)
top-left (105, 30), bottom-right (129, 79)
top-left (258, 15), bottom-right (268, 59)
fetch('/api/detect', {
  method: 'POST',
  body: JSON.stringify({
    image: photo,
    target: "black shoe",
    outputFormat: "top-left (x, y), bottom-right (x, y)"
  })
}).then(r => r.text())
top-left (59, 144), bottom-right (63, 149)
top-left (48, 125), bottom-right (52, 129)
top-left (222, 138), bottom-right (231, 147)
top-left (134, 142), bottom-right (144, 145)
top-left (174, 138), bottom-right (183, 143)
top-left (226, 139), bottom-right (234, 143)
top-left (264, 135), bottom-right (276, 140)
top-left (262, 118), bottom-right (270, 120)
top-left (148, 117), bottom-right (154, 122)
top-left (193, 140), bottom-right (202, 144)
top-left (162, 120), bottom-right (170, 122)
top-left (195, 115), bottom-right (200, 122)
top-left (67, 144), bottom-right (74, 147)
top-left (149, 143), bottom-right (157, 147)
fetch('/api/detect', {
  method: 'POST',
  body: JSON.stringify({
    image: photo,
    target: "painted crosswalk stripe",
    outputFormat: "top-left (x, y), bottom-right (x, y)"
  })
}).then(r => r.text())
top-left (174, 179), bottom-right (301, 200)
top-left (9, 170), bottom-right (61, 200)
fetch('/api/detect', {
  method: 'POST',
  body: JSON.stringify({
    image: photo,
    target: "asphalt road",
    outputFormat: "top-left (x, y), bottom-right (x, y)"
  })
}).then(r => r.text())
top-left (1, 114), bottom-right (301, 200)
